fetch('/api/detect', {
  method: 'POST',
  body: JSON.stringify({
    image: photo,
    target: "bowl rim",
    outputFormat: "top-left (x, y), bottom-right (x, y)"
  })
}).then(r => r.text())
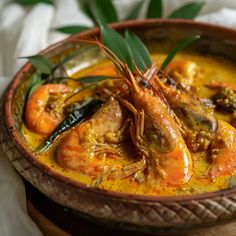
top-left (4, 18), bottom-right (236, 203)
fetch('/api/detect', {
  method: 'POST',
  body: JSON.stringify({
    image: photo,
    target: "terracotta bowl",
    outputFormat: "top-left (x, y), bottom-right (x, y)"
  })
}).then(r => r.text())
top-left (2, 19), bottom-right (236, 235)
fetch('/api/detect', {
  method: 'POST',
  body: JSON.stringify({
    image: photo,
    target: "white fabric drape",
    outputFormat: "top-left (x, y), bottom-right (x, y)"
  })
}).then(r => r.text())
top-left (0, 0), bottom-right (236, 235)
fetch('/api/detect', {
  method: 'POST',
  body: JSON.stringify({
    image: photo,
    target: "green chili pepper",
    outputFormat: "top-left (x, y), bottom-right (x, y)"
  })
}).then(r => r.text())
top-left (35, 99), bottom-right (102, 153)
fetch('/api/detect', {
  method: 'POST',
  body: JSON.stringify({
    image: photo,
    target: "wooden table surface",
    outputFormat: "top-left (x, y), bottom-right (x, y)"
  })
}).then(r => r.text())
top-left (25, 181), bottom-right (236, 236)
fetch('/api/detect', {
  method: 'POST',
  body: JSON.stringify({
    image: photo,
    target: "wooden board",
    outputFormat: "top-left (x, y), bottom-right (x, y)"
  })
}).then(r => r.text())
top-left (25, 181), bottom-right (236, 236)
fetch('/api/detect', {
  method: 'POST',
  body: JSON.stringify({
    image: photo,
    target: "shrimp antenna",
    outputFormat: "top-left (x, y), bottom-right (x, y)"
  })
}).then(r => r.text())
top-left (78, 38), bottom-right (128, 76)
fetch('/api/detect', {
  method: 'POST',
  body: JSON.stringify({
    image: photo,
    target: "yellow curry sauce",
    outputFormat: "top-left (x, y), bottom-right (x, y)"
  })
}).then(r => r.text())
top-left (21, 52), bottom-right (236, 196)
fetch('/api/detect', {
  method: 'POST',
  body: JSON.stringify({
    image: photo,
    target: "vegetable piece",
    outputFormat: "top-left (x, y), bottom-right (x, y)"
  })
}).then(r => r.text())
top-left (213, 88), bottom-right (236, 113)
top-left (55, 25), bottom-right (90, 35)
top-left (147, 0), bottom-right (162, 18)
top-left (161, 35), bottom-right (200, 70)
top-left (35, 99), bottom-right (102, 153)
top-left (168, 2), bottom-right (204, 19)
top-left (125, 30), bottom-right (152, 72)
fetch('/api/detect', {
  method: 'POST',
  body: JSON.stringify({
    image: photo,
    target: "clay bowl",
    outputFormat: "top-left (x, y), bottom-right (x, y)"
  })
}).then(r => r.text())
top-left (2, 19), bottom-right (236, 235)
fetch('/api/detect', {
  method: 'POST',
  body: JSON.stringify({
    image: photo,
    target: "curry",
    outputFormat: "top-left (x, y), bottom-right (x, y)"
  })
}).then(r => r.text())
top-left (21, 43), bottom-right (236, 196)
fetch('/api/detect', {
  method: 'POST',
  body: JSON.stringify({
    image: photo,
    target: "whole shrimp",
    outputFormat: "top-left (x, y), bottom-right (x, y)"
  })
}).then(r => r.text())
top-left (209, 120), bottom-right (236, 178)
top-left (153, 67), bottom-right (236, 178)
top-left (56, 97), bottom-right (143, 178)
top-left (25, 84), bottom-right (70, 136)
top-left (121, 67), bottom-right (193, 185)
top-left (150, 69), bottom-right (217, 152)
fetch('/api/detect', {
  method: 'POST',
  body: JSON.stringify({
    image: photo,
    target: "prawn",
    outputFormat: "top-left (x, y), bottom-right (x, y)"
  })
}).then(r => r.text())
top-left (166, 59), bottom-right (198, 90)
top-left (56, 97), bottom-right (135, 178)
top-left (209, 120), bottom-right (236, 178)
top-left (150, 71), bottom-right (217, 152)
top-left (25, 84), bottom-right (70, 136)
top-left (120, 66), bottom-right (193, 185)
top-left (155, 68), bottom-right (236, 178)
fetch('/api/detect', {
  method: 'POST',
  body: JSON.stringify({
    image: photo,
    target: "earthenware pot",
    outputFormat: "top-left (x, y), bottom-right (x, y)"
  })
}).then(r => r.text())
top-left (2, 19), bottom-right (236, 235)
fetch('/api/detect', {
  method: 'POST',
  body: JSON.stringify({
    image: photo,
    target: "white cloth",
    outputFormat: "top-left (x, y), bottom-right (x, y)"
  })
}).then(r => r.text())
top-left (1, 0), bottom-right (236, 235)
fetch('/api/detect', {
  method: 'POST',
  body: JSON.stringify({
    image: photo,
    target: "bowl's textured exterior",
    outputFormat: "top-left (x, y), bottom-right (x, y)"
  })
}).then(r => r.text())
top-left (2, 19), bottom-right (236, 235)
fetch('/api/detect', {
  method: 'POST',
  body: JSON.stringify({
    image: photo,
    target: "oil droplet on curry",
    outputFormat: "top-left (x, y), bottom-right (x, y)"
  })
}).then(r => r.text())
top-left (22, 51), bottom-right (236, 196)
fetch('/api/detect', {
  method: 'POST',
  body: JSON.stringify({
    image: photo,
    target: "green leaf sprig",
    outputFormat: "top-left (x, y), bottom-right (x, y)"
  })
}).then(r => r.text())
top-left (91, 0), bottom-right (118, 24)
top-left (55, 26), bottom-right (90, 35)
top-left (168, 2), bottom-right (205, 19)
top-left (125, 30), bottom-right (152, 71)
top-left (21, 50), bottom-right (84, 100)
top-left (160, 35), bottom-right (201, 70)
top-left (99, 22), bottom-right (152, 73)
top-left (56, 1), bottom-right (204, 36)
top-left (27, 72), bottom-right (44, 98)
top-left (20, 55), bottom-right (54, 99)
top-left (147, 0), bottom-right (162, 18)
top-left (99, 22), bottom-right (134, 72)
top-left (20, 55), bottom-right (54, 74)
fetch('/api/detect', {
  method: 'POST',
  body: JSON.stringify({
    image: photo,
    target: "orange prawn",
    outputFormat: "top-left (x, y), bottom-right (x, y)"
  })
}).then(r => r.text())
top-left (56, 97), bottom-right (132, 178)
top-left (166, 59), bottom-right (198, 90)
top-left (116, 65), bottom-right (193, 186)
top-left (150, 72), bottom-right (217, 152)
top-left (25, 84), bottom-right (70, 136)
top-left (209, 120), bottom-right (236, 178)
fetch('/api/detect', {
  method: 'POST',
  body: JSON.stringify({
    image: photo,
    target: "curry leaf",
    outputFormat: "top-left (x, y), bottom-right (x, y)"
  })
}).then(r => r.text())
top-left (161, 35), bottom-right (200, 70)
top-left (27, 72), bottom-right (44, 98)
top-left (147, 0), bottom-right (162, 18)
top-left (35, 100), bottom-right (102, 153)
top-left (92, 0), bottom-right (118, 24)
top-left (15, 0), bottom-right (54, 5)
top-left (80, 1), bottom-right (95, 22)
top-left (78, 75), bottom-right (115, 83)
top-left (28, 80), bottom-right (45, 98)
top-left (168, 2), bottom-right (204, 19)
top-left (99, 22), bottom-right (134, 71)
top-left (125, 30), bottom-right (152, 72)
top-left (55, 25), bottom-right (90, 35)
top-left (125, 1), bottom-right (143, 20)
top-left (20, 55), bottom-right (54, 75)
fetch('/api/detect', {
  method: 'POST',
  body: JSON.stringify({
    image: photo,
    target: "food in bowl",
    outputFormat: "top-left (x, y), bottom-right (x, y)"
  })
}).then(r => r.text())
top-left (20, 25), bottom-right (236, 197)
